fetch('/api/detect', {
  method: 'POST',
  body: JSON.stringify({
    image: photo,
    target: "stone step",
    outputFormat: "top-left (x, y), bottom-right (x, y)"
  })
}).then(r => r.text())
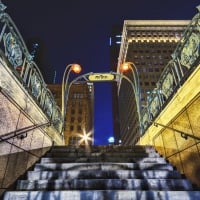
top-left (50, 147), bottom-right (156, 153)
top-left (4, 190), bottom-right (200, 200)
top-left (34, 162), bottom-right (174, 171)
top-left (45, 152), bottom-right (161, 158)
top-left (27, 169), bottom-right (181, 180)
top-left (103, 152), bottom-right (160, 157)
top-left (40, 157), bottom-right (167, 163)
top-left (50, 145), bottom-right (155, 153)
top-left (17, 178), bottom-right (193, 190)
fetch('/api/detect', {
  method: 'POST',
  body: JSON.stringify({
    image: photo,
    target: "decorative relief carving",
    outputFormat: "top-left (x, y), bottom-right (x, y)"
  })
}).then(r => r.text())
top-left (31, 72), bottom-right (42, 99)
top-left (180, 33), bottom-right (200, 69)
top-left (53, 110), bottom-right (62, 132)
top-left (141, 111), bottom-right (149, 131)
top-left (3, 32), bottom-right (23, 69)
top-left (161, 72), bottom-right (174, 99)
top-left (44, 94), bottom-right (53, 118)
top-left (149, 95), bottom-right (160, 118)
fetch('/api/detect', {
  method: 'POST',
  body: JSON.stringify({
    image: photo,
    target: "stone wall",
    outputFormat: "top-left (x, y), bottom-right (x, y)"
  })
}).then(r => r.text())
top-left (0, 93), bottom-right (59, 198)
top-left (139, 64), bottom-right (200, 187)
top-left (0, 92), bottom-right (53, 197)
top-left (153, 95), bottom-right (200, 187)
top-left (0, 57), bottom-right (63, 197)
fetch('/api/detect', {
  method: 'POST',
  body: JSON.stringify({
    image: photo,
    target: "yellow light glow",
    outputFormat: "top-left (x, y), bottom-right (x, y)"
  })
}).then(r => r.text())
top-left (78, 129), bottom-right (93, 146)
top-left (120, 62), bottom-right (130, 72)
top-left (83, 133), bottom-right (89, 141)
top-left (71, 64), bottom-right (82, 73)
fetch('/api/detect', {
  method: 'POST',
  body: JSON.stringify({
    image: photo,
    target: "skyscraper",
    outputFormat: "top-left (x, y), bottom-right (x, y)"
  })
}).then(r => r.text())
top-left (65, 82), bottom-right (94, 146)
top-left (48, 82), bottom-right (94, 146)
top-left (114, 20), bottom-right (190, 145)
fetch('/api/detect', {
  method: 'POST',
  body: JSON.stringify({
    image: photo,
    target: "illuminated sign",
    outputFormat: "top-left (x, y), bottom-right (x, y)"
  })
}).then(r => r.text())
top-left (88, 73), bottom-right (115, 81)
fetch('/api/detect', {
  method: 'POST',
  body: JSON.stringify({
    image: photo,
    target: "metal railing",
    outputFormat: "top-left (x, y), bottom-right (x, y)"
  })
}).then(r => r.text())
top-left (0, 2), bottom-right (63, 134)
top-left (0, 122), bottom-right (51, 142)
top-left (140, 6), bottom-right (200, 135)
top-left (0, 85), bottom-right (53, 157)
top-left (153, 122), bottom-right (200, 141)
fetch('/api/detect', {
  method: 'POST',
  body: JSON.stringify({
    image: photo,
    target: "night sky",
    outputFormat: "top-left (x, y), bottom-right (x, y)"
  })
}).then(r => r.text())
top-left (2, 0), bottom-right (199, 145)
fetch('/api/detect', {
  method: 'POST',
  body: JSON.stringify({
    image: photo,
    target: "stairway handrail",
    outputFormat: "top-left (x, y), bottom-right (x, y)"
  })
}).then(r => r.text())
top-left (153, 121), bottom-right (200, 141)
top-left (0, 121), bottom-right (51, 142)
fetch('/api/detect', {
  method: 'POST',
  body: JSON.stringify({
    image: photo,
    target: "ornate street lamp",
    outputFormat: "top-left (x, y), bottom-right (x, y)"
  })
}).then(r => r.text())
top-left (119, 62), bottom-right (142, 134)
top-left (61, 64), bottom-right (81, 133)
top-left (119, 62), bottom-right (140, 97)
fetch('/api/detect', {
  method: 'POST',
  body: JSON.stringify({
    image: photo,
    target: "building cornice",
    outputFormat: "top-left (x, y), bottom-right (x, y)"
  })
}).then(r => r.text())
top-left (124, 20), bottom-right (190, 26)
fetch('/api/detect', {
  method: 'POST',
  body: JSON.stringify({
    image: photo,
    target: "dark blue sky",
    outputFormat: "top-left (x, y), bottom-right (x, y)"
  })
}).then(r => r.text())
top-left (3, 0), bottom-right (199, 145)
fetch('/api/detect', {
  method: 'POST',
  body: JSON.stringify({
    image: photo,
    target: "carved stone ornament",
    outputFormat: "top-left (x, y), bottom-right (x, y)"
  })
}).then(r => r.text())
top-left (180, 32), bottom-right (200, 69)
top-left (4, 32), bottom-right (23, 69)
top-left (0, 1), bottom-right (6, 12)
top-left (44, 94), bottom-right (53, 118)
top-left (196, 18), bottom-right (200, 33)
top-left (161, 72), bottom-right (174, 99)
top-left (53, 110), bottom-right (62, 132)
top-left (150, 95), bottom-right (159, 118)
top-left (31, 72), bottom-right (42, 98)
top-left (141, 110), bottom-right (150, 131)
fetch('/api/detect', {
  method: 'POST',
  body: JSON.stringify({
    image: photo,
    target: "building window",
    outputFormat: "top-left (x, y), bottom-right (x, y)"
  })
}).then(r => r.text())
top-left (70, 125), bottom-right (74, 131)
top-left (71, 109), bottom-right (75, 114)
top-left (149, 68), bottom-right (153, 72)
top-left (77, 125), bottom-right (81, 131)
top-left (68, 136), bottom-right (79, 146)
top-left (78, 117), bottom-right (82, 123)
top-left (73, 93), bottom-right (84, 99)
top-left (78, 109), bottom-right (82, 114)
top-left (71, 117), bottom-right (75, 123)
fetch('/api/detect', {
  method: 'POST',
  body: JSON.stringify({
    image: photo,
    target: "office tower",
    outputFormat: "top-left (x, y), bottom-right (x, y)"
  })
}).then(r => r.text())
top-left (115, 20), bottom-right (190, 145)
top-left (64, 82), bottom-right (94, 146)
top-left (48, 82), bottom-right (94, 146)
top-left (47, 84), bottom-right (62, 108)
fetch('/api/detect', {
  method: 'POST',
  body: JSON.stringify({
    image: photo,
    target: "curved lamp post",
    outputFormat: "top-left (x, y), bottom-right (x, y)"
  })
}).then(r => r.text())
top-left (120, 62), bottom-right (140, 93)
top-left (61, 64), bottom-right (81, 133)
top-left (119, 62), bottom-right (142, 134)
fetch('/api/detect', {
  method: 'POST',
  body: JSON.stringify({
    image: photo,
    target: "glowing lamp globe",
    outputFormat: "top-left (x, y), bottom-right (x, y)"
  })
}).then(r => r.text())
top-left (120, 62), bottom-right (130, 72)
top-left (71, 64), bottom-right (82, 73)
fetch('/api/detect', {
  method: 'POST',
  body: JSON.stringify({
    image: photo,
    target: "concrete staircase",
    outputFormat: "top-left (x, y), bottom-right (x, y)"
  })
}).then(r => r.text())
top-left (3, 145), bottom-right (200, 200)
